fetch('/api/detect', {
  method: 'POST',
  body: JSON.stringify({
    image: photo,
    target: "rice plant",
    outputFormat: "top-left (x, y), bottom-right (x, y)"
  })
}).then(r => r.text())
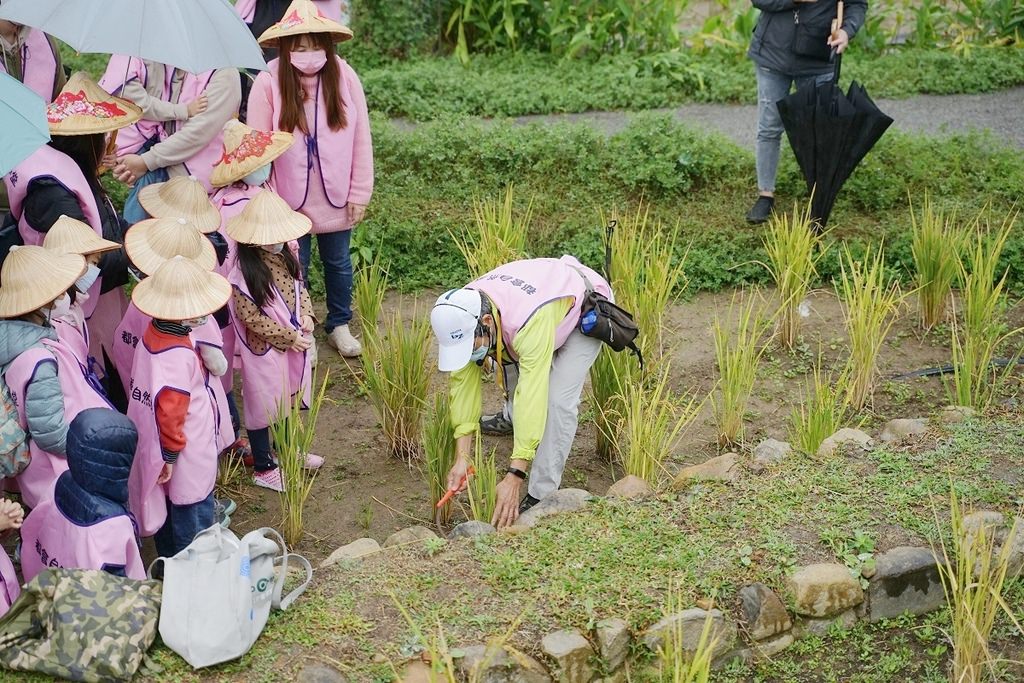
top-left (590, 204), bottom-right (687, 459)
top-left (269, 372), bottom-right (330, 548)
top-left (657, 584), bottom-right (719, 683)
top-left (789, 361), bottom-right (849, 456)
top-left (609, 364), bottom-right (700, 484)
top-left (935, 488), bottom-right (1024, 683)
top-left (910, 197), bottom-right (968, 330)
top-left (945, 212), bottom-right (1020, 410)
top-left (711, 291), bottom-right (771, 448)
top-left (761, 200), bottom-right (828, 349)
top-left (836, 243), bottom-right (905, 412)
top-left (451, 183), bottom-right (531, 278)
top-left (423, 392), bottom-right (457, 528)
top-left (353, 252), bottom-right (389, 342)
top-left (467, 435), bottom-right (497, 524)
top-left (354, 309), bottom-right (432, 463)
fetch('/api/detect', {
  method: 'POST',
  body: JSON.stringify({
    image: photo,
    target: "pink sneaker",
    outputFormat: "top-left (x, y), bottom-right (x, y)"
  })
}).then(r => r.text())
top-left (253, 468), bottom-right (285, 492)
top-left (303, 452), bottom-right (324, 470)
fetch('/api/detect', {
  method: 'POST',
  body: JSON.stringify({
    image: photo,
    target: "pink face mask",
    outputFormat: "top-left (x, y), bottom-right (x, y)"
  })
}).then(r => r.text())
top-left (289, 50), bottom-right (327, 75)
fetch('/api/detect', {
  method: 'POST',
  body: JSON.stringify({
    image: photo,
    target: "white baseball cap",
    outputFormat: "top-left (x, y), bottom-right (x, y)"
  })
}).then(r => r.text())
top-left (431, 288), bottom-right (482, 372)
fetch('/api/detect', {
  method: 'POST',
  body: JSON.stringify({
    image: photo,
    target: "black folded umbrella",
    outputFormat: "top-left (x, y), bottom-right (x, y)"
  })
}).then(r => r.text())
top-left (776, 53), bottom-right (894, 229)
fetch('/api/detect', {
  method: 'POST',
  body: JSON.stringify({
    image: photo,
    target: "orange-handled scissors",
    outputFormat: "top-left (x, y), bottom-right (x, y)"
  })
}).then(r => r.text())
top-left (435, 465), bottom-right (475, 508)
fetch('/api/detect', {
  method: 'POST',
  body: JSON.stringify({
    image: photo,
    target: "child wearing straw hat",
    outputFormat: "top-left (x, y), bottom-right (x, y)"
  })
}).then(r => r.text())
top-left (227, 190), bottom-right (320, 492)
top-left (0, 246), bottom-right (116, 510)
top-left (4, 73), bottom-right (141, 407)
top-left (42, 215), bottom-right (127, 409)
top-left (248, 0), bottom-right (372, 359)
top-left (127, 256), bottom-right (232, 556)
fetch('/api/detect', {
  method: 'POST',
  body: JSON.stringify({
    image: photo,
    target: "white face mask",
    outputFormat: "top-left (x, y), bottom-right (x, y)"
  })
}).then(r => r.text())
top-left (242, 164), bottom-right (272, 186)
top-left (48, 293), bottom-right (72, 323)
top-left (181, 316), bottom-right (208, 329)
top-left (75, 264), bottom-right (101, 293)
top-left (261, 243), bottom-right (285, 255)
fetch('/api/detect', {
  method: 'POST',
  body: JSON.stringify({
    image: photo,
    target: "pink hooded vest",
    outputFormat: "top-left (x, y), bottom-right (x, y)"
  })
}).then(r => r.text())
top-left (470, 256), bottom-right (612, 359)
top-left (5, 340), bottom-right (113, 510)
top-left (19, 501), bottom-right (145, 583)
top-left (127, 332), bottom-right (219, 536)
top-left (161, 70), bottom-right (223, 192)
top-left (98, 55), bottom-right (165, 156)
top-left (229, 265), bottom-right (311, 430)
top-left (0, 28), bottom-right (59, 102)
top-left (247, 58), bottom-right (373, 230)
top-left (0, 548), bottom-right (19, 616)
top-left (235, 0), bottom-right (344, 24)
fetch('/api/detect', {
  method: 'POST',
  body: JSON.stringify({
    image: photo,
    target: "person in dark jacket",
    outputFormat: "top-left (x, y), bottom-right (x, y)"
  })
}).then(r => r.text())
top-left (18, 408), bottom-right (145, 582)
top-left (745, 0), bottom-right (867, 223)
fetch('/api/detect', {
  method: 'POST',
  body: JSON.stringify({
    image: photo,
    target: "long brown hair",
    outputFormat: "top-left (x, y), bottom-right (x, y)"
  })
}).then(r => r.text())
top-left (277, 33), bottom-right (347, 135)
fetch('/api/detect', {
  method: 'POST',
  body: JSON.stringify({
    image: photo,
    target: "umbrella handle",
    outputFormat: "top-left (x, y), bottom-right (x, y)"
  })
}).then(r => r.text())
top-left (830, 0), bottom-right (844, 84)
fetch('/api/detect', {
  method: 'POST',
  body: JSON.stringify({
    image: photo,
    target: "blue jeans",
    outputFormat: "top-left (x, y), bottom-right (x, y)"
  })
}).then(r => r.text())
top-left (154, 492), bottom-right (214, 558)
top-left (298, 230), bottom-right (352, 333)
top-left (755, 65), bottom-right (834, 193)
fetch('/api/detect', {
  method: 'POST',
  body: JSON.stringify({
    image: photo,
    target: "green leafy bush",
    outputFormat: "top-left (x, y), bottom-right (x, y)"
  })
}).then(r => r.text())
top-left (349, 0), bottom-right (443, 61)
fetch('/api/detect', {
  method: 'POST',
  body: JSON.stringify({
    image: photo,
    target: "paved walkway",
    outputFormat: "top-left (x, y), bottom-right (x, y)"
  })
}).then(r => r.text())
top-left (512, 86), bottom-right (1024, 148)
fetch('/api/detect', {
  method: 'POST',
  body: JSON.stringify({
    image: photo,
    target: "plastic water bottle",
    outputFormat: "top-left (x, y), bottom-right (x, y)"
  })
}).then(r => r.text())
top-left (580, 309), bottom-right (598, 333)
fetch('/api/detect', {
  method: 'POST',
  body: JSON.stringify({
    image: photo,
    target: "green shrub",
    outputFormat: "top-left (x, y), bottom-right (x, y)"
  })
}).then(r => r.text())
top-left (349, 0), bottom-right (443, 61)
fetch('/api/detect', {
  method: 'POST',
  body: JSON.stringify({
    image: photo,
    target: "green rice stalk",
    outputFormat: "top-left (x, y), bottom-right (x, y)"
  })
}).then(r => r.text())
top-left (590, 203), bottom-right (687, 460)
top-left (609, 364), bottom-right (700, 485)
top-left (711, 291), bottom-right (771, 447)
top-left (935, 487), bottom-right (1024, 683)
top-left (760, 199), bottom-right (828, 349)
top-left (945, 211), bottom-right (1020, 410)
top-left (353, 252), bottom-right (390, 342)
top-left (467, 435), bottom-right (497, 524)
top-left (657, 584), bottom-right (719, 683)
top-left (270, 372), bottom-right (331, 548)
top-left (423, 392), bottom-right (457, 528)
top-left (354, 309), bottom-right (432, 463)
top-left (836, 243), bottom-right (905, 412)
top-left (910, 196), bottom-right (968, 330)
top-left (789, 362), bottom-right (850, 456)
top-left (451, 183), bottom-right (532, 278)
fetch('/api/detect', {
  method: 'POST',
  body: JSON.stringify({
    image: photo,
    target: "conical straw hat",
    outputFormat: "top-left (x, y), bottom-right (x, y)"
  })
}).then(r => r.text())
top-left (138, 177), bottom-right (221, 233)
top-left (257, 0), bottom-right (353, 47)
top-left (132, 256), bottom-right (231, 321)
top-left (48, 72), bottom-right (143, 136)
top-left (0, 246), bottom-right (86, 318)
top-left (125, 217), bottom-right (218, 276)
top-left (211, 120), bottom-right (295, 188)
top-left (43, 215), bottom-right (120, 256)
top-left (225, 190), bottom-right (311, 245)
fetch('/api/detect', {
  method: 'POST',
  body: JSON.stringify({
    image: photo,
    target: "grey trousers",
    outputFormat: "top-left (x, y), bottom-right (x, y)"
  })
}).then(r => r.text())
top-left (755, 65), bottom-right (834, 193)
top-left (498, 330), bottom-right (603, 500)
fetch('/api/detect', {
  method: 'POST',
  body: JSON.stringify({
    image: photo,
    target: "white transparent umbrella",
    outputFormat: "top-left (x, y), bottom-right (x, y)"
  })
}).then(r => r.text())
top-left (0, 0), bottom-right (267, 74)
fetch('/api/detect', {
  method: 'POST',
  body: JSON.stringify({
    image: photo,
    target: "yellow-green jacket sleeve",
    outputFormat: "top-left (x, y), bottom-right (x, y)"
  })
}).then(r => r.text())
top-left (450, 361), bottom-right (482, 440)
top-left (509, 298), bottom-right (573, 462)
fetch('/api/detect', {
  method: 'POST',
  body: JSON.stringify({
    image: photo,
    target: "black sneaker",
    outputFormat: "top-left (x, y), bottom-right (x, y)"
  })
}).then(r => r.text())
top-left (518, 494), bottom-right (541, 514)
top-left (745, 195), bottom-right (775, 224)
top-left (480, 413), bottom-right (513, 436)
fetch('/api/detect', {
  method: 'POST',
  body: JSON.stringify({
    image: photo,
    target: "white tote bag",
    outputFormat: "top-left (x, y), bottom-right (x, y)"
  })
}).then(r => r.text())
top-left (152, 525), bottom-right (313, 668)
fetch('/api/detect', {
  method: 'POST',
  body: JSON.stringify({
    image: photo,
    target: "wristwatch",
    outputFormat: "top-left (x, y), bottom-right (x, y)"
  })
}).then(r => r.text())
top-left (506, 466), bottom-right (527, 480)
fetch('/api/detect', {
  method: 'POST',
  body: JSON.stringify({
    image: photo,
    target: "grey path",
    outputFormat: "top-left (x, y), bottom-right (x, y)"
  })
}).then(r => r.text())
top-left (512, 86), bottom-right (1024, 148)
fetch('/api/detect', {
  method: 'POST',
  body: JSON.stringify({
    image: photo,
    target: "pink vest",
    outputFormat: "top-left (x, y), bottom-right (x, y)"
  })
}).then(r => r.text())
top-left (211, 183), bottom-right (267, 275)
top-left (235, 0), bottom-right (343, 24)
top-left (470, 256), bottom-right (611, 359)
top-left (127, 332), bottom-right (218, 536)
top-left (53, 305), bottom-right (90, 363)
top-left (229, 266), bottom-right (311, 430)
top-left (257, 58), bottom-right (365, 212)
top-left (0, 28), bottom-right (59, 102)
top-left (5, 340), bottom-right (113, 510)
top-left (18, 500), bottom-right (145, 583)
top-left (98, 56), bottom-right (165, 156)
top-left (192, 318), bottom-right (236, 453)
top-left (163, 70), bottom-right (224, 192)
top-left (114, 304), bottom-right (235, 443)
top-left (0, 548), bottom-right (19, 616)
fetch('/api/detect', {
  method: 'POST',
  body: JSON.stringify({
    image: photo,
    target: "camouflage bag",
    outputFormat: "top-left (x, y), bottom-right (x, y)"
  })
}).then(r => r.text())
top-left (0, 568), bottom-right (161, 682)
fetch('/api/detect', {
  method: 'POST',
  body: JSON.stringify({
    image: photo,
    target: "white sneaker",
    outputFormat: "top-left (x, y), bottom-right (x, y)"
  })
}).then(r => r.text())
top-left (328, 324), bottom-right (362, 357)
top-left (253, 468), bottom-right (285, 492)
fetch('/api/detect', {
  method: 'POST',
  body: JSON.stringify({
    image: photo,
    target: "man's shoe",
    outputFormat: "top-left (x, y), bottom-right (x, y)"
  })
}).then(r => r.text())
top-left (480, 413), bottom-right (513, 436)
top-left (518, 494), bottom-right (540, 514)
top-left (745, 195), bottom-right (775, 224)
top-left (327, 325), bottom-right (362, 357)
